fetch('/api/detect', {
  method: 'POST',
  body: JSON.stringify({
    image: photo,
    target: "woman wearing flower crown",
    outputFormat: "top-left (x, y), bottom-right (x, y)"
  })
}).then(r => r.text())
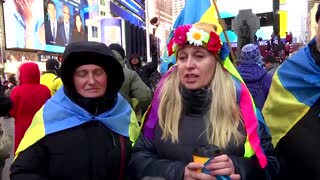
top-left (127, 22), bottom-right (279, 180)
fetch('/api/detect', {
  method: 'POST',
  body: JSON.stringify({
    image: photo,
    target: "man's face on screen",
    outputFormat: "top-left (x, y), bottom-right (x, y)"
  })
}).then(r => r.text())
top-left (47, 3), bottom-right (56, 21)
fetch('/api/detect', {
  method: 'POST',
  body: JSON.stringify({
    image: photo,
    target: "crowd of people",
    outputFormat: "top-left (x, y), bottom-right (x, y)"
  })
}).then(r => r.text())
top-left (263, 31), bottom-right (295, 63)
top-left (0, 4), bottom-right (319, 180)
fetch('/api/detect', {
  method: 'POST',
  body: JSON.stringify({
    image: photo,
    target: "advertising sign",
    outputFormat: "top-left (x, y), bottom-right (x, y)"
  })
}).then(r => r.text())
top-left (3, 0), bottom-right (91, 53)
top-left (101, 18), bottom-right (122, 46)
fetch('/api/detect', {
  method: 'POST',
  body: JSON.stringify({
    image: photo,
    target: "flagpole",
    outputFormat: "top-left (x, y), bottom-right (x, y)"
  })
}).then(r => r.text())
top-left (212, 0), bottom-right (237, 66)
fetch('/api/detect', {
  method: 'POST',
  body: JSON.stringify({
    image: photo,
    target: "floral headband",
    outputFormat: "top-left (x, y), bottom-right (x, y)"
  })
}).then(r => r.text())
top-left (167, 24), bottom-right (230, 60)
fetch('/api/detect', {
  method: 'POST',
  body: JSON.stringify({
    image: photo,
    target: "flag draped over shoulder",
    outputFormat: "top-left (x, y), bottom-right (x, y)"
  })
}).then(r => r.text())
top-left (161, 0), bottom-right (222, 73)
top-left (144, 56), bottom-right (268, 168)
top-left (262, 39), bottom-right (320, 147)
top-left (16, 88), bottom-right (140, 157)
top-left (151, 0), bottom-right (268, 168)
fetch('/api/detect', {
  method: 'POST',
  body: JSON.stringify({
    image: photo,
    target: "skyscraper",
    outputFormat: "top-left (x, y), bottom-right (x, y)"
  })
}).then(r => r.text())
top-left (172, 0), bottom-right (185, 20)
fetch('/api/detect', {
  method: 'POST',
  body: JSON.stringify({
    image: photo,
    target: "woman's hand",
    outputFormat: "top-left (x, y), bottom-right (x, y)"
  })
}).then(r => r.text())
top-left (205, 154), bottom-right (241, 180)
top-left (14, 0), bottom-right (35, 22)
top-left (184, 162), bottom-right (215, 180)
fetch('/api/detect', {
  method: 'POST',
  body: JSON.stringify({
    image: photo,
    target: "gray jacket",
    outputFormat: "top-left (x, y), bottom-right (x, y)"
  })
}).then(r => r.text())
top-left (112, 50), bottom-right (152, 113)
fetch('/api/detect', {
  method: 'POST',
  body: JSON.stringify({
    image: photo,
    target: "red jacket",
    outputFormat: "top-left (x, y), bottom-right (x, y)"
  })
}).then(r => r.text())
top-left (10, 62), bottom-right (51, 151)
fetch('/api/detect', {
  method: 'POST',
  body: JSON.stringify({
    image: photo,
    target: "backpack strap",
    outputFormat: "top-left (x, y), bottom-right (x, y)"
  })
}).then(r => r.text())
top-left (118, 136), bottom-right (126, 180)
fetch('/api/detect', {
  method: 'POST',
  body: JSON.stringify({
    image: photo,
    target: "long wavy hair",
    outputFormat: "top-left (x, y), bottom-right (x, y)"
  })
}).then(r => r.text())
top-left (158, 60), bottom-right (244, 149)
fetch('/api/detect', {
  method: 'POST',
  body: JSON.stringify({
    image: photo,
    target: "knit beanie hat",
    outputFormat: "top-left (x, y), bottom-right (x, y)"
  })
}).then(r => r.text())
top-left (240, 44), bottom-right (262, 64)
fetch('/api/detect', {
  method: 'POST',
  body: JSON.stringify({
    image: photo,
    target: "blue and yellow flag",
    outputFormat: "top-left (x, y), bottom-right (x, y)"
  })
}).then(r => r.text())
top-left (161, 0), bottom-right (223, 73)
top-left (262, 39), bottom-right (320, 147)
top-left (16, 88), bottom-right (140, 157)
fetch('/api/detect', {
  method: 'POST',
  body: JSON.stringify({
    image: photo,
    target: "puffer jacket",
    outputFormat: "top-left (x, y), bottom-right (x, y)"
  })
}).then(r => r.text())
top-left (10, 120), bottom-right (133, 180)
top-left (237, 63), bottom-right (272, 109)
top-left (10, 41), bottom-right (140, 180)
top-left (128, 86), bottom-right (279, 180)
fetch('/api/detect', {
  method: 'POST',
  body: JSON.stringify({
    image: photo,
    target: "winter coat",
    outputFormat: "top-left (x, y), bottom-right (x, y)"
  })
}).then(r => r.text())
top-left (112, 50), bottom-right (151, 113)
top-left (264, 39), bottom-right (320, 180)
top-left (275, 97), bottom-right (320, 179)
top-left (10, 41), bottom-right (140, 180)
top-left (128, 86), bottom-right (279, 180)
top-left (130, 48), bottom-right (158, 88)
top-left (10, 63), bottom-right (51, 151)
top-left (10, 112), bottom-right (134, 180)
top-left (40, 72), bottom-right (57, 95)
top-left (237, 63), bottom-right (272, 109)
top-left (51, 77), bottom-right (63, 96)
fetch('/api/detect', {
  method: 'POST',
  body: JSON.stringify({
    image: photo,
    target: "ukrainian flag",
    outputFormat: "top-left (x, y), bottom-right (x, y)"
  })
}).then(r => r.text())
top-left (155, 0), bottom-right (268, 168)
top-left (262, 39), bottom-right (320, 147)
top-left (15, 88), bottom-right (140, 157)
top-left (161, 0), bottom-right (223, 73)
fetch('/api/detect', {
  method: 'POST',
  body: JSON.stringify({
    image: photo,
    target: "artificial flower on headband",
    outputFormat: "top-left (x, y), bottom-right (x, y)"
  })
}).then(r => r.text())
top-left (207, 32), bottom-right (221, 53)
top-left (186, 27), bottom-right (210, 46)
top-left (172, 24), bottom-right (192, 45)
top-left (219, 42), bottom-right (230, 60)
top-left (167, 24), bottom-right (229, 60)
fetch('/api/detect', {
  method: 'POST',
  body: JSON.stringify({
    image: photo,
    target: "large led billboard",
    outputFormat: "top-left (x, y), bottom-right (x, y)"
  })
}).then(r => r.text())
top-left (4, 0), bottom-right (91, 53)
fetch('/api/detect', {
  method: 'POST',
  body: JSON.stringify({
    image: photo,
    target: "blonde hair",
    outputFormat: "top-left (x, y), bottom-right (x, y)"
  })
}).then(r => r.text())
top-left (158, 61), bottom-right (244, 149)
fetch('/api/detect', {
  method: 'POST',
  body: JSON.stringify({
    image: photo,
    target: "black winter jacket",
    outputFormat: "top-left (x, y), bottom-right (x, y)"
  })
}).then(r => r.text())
top-left (128, 87), bottom-right (279, 180)
top-left (275, 97), bottom-right (320, 179)
top-left (130, 47), bottom-right (158, 88)
top-left (10, 121), bottom-right (132, 180)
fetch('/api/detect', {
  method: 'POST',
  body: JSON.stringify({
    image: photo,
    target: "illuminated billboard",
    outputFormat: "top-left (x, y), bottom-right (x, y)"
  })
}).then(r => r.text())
top-left (3, 0), bottom-right (91, 53)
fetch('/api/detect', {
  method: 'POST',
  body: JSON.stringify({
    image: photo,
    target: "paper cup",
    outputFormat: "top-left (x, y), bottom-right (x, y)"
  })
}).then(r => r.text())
top-left (193, 155), bottom-right (210, 172)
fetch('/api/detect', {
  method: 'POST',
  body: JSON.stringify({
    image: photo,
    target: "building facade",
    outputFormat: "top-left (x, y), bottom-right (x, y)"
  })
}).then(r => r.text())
top-left (147, 0), bottom-right (173, 52)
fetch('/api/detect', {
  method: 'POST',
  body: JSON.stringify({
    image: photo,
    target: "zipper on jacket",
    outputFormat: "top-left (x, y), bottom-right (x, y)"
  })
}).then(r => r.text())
top-left (94, 103), bottom-right (99, 116)
top-left (111, 132), bottom-right (116, 148)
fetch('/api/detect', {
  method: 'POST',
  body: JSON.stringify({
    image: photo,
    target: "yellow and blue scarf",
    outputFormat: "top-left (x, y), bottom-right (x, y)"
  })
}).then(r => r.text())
top-left (16, 88), bottom-right (140, 157)
top-left (263, 38), bottom-right (320, 147)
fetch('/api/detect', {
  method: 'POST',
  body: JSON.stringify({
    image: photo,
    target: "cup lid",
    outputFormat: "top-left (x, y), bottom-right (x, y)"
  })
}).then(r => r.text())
top-left (193, 144), bottom-right (222, 157)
